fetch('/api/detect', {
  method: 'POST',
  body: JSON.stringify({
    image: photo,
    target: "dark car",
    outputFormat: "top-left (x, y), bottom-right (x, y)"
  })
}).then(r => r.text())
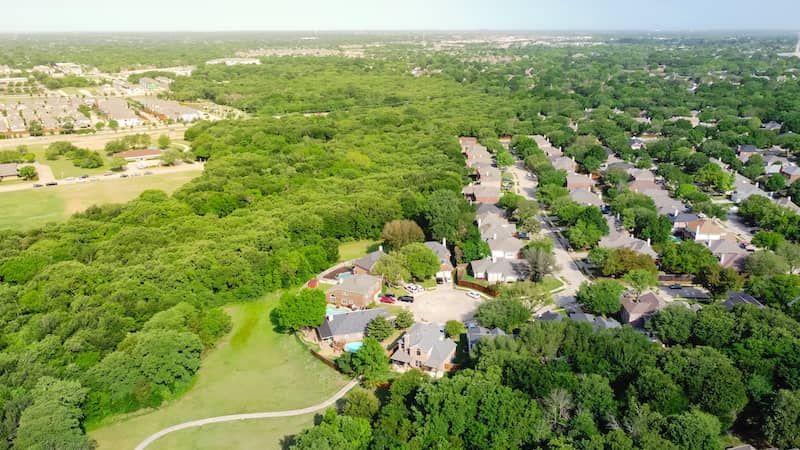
top-left (383, 292), bottom-right (395, 298)
top-left (517, 232), bottom-right (530, 240)
top-left (669, 284), bottom-right (683, 290)
top-left (33, 183), bottom-right (43, 188)
top-left (45, 181), bottom-right (57, 186)
top-left (79, 174), bottom-right (89, 179)
top-left (120, 174), bottom-right (129, 178)
top-left (398, 295), bottom-right (414, 303)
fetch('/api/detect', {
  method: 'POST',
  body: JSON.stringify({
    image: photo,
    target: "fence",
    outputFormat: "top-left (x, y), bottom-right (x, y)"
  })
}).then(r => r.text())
top-left (309, 348), bottom-right (339, 371)
top-left (456, 279), bottom-right (498, 297)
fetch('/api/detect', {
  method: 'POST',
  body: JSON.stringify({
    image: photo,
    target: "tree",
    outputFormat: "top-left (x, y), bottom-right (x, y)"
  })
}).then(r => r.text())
top-left (664, 410), bottom-right (722, 450)
top-left (27, 120), bottom-right (43, 136)
top-left (108, 157), bottom-right (127, 172)
top-left (777, 243), bottom-right (800, 273)
top-left (399, 243), bottom-right (439, 281)
top-left (746, 274), bottom-right (800, 308)
top-left (647, 304), bottom-right (696, 345)
top-left (602, 248), bottom-right (657, 277)
top-left (292, 408), bottom-right (372, 450)
top-left (624, 269), bottom-right (658, 298)
top-left (372, 253), bottom-right (410, 285)
top-left (444, 320), bottom-right (465, 339)
top-left (743, 251), bottom-right (789, 277)
top-left (343, 389), bottom-right (380, 420)
top-left (694, 265), bottom-right (742, 300)
top-left (158, 134), bottom-right (171, 149)
top-left (336, 337), bottom-right (389, 382)
top-left (394, 310), bottom-right (414, 329)
top-left (632, 367), bottom-right (690, 416)
top-left (752, 230), bottom-right (786, 251)
top-left (161, 148), bottom-right (183, 166)
top-left (496, 281), bottom-right (553, 312)
top-left (380, 220), bottom-right (424, 250)
top-left (14, 377), bottom-right (93, 450)
top-left (423, 189), bottom-right (472, 242)
top-left (496, 150), bottom-right (515, 167)
top-left (271, 289), bottom-right (326, 332)
top-left (522, 246), bottom-right (558, 282)
top-left (366, 316), bottom-right (393, 341)
top-left (696, 163), bottom-right (733, 193)
top-left (576, 280), bottom-right (624, 315)
top-left (17, 165), bottom-right (37, 180)
top-left (108, 119), bottom-right (119, 130)
top-left (474, 297), bottom-right (531, 332)
top-left (765, 174), bottom-right (787, 192)
top-left (763, 389), bottom-right (800, 449)
top-left (659, 241), bottom-right (718, 275)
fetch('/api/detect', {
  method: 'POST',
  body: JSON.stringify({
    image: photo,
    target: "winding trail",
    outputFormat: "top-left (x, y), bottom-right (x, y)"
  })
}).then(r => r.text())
top-left (133, 378), bottom-right (360, 450)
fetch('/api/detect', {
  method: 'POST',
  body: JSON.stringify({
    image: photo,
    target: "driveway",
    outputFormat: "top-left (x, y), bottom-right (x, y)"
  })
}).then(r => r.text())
top-left (403, 283), bottom-right (483, 325)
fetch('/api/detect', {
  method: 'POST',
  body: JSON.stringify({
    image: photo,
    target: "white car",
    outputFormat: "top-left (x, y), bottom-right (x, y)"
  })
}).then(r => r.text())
top-left (466, 291), bottom-right (481, 299)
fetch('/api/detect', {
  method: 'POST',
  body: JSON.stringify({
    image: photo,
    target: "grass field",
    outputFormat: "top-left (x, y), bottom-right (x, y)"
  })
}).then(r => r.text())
top-left (337, 239), bottom-right (380, 262)
top-left (89, 294), bottom-right (348, 450)
top-left (0, 170), bottom-right (200, 230)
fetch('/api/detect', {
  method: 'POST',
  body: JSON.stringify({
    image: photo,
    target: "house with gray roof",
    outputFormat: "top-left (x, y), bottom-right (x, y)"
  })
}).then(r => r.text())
top-left (599, 217), bottom-right (658, 259)
top-left (317, 308), bottom-right (389, 344)
top-left (466, 323), bottom-right (506, 352)
top-left (470, 257), bottom-right (530, 284)
top-left (0, 163), bottom-right (18, 179)
top-left (424, 240), bottom-right (453, 282)
top-left (391, 323), bottom-right (456, 377)
top-left (621, 292), bottom-right (666, 328)
top-left (776, 197), bottom-right (800, 213)
top-left (570, 311), bottom-right (621, 332)
top-left (569, 188), bottom-right (603, 207)
top-left (536, 311), bottom-right (565, 322)
top-left (326, 274), bottom-right (383, 309)
top-left (722, 292), bottom-right (764, 311)
top-left (353, 247), bottom-right (386, 275)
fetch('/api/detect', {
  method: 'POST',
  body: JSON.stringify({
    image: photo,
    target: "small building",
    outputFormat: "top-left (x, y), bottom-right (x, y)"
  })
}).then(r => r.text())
top-left (761, 121), bottom-right (783, 132)
top-left (566, 174), bottom-right (595, 191)
top-left (391, 323), bottom-right (457, 377)
top-left (488, 236), bottom-right (525, 260)
top-left (683, 220), bottom-right (727, 241)
top-left (113, 148), bottom-right (162, 162)
top-left (0, 163), bottom-right (18, 179)
top-left (317, 308), bottom-right (389, 344)
top-left (776, 196), bottom-right (800, 213)
top-left (326, 274), bottom-right (383, 309)
top-left (569, 188), bottom-right (603, 207)
top-left (705, 239), bottom-right (749, 271)
top-left (551, 156), bottom-right (577, 173)
top-left (628, 137), bottom-right (647, 150)
top-left (736, 144), bottom-right (758, 162)
top-left (621, 292), bottom-right (666, 328)
top-left (352, 248), bottom-right (386, 275)
top-left (782, 164), bottom-right (800, 183)
top-left (570, 311), bottom-right (621, 332)
top-left (470, 257), bottom-right (530, 284)
top-left (424, 240), bottom-right (453, 282)
top-left (722, 292), bottom-right (764, 311)
top-left (466, 323), bottom-right (506, 352)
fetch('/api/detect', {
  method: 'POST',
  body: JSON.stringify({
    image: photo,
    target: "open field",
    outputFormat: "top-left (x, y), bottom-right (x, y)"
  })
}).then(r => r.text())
top-left (89, 294), bottom-right (348, 450)
top-left (0, 170), bottom-right (200, 230)
top-left (0, 125), bottom-right (188, 151)
top-left (337, 239), bottom-right (379, 262)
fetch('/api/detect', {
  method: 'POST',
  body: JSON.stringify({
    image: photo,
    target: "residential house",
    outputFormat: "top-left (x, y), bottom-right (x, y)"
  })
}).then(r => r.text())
top-left (96, 97), bottom-right (141, 127)
top-left (705, 239), bottom-right (749, 271)
top-left (736, 144), bottom-right (758, 162)
top-left (782, 164), bottom-right (800, 183)
top-left (764, 155), bottom-right (789, 175)
top-left (536, 311), bottom-right (565, 322)
top-left (621, 292), bottom-right (666, 327)
top-left (566, 174), bottom-right (595, 191)
top-left (628, 168), bottom-right (655, 182)
top-left (0, 163), bottom-right (18, 179)
top-left (776, 197), bottom-right (800, 213)
top-left (465, 322), bottom-right (506, 352)
top-left (465, 184), bottom-right (501, 204)
top-left (569, 188), bottom-right (603, 207)
top-left (731, 174), bottom-right (769, 204)
top-left (478, 213), bottom-right (515, 241)
top-left (570, 311), bottom-right (621, 332)
top-left (352, 248), bottom-right (386, 275)
top-left (598, 217), bottom-right (658, 259)
top-left (470, 257), bottom-right (530, 284)
top-left (317, 308), bottom-right (389, 344)
top-left (424, 240), bottom-right (453, 282)
top-left (326, 274), bottom-right (383, 309)
top-left (628, 138), bottom-right (647, 150)
top-left (722, 292), bottom-right (764, 311)
top-left (682, 219), bottom-right (727, 241)
top-left (670, 212), bottom-right (699, 231)
top-left (550, 156), bottom-right (576, 173)
top-left (761, 121), bottom-right (783, 131)
top-left (530, 134), bottom-right (563, 157)
top-left (391, 323), bottom-right (457, 377)
top-left (488, 236), bottom-right (525, 259)
top-left (628, 179), bottom-right (661, 193)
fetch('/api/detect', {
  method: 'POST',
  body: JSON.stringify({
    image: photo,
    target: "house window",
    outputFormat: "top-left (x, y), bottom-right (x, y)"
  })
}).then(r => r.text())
top-left (329, 294), bottom-right (336, 304)
top-left (416, 349), bottom-right (421, 356)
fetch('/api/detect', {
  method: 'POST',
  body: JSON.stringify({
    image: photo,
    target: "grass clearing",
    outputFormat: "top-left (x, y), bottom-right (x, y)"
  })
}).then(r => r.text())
top-left (539, 276), bottom-right (565, 292)
top-left (89, 293), bottom-right (348, 450)
top-left (337, 239), bottom-right (379, 262)
top-left (0, 170), bottom-right (200, 230)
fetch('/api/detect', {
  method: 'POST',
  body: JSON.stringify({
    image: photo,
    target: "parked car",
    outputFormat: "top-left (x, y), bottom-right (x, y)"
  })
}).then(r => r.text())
top-left (32, 183), bottom-right (43, 188)
top-left (144, 171), bottom-right (154, 175)
top-left (383, 292), bottom-right (395, 298)
top-left (398, 295), bottom-right (414, 303)
top-left (380, 296), bottom-right (396, 304)
top-left (103, 172), bottom-right (114, 176)
top-left (669, 284), bottom-right (683, 290)
top-left (45, 181), bottom-right (57, 186)
top-left (120, 174), bottom-right (129, 178)
top-left (79, 174), bottom-right (89, 179)
top-left (466, 291), bottom-right (481, 299)
top-left (517, 232), bottom-right (530, 240)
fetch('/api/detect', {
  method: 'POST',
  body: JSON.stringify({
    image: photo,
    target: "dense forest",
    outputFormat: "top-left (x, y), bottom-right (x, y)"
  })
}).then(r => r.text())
top-left (3, 35), bottom-right (800, 448)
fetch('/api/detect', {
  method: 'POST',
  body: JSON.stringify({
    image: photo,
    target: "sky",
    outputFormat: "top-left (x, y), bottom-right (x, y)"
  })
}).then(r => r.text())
top-left (6, 0), bottom-right (800, 33)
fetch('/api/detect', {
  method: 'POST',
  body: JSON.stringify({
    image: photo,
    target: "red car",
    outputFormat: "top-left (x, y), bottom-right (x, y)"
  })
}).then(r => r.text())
top-left (380, 296), bottom-right (396, 304)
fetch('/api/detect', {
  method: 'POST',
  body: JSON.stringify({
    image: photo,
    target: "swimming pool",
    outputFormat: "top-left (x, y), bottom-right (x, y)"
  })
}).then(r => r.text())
top-left (337, 271), bottom-right (353, 280)
top-left (326, 306), bottom-right (350, 316)
top-left (344, 341), bottom-right (364, 352)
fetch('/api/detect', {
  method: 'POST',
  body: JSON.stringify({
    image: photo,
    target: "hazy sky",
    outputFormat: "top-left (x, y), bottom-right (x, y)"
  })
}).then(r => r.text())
top-left (7, 0), bottom-right (800, 32)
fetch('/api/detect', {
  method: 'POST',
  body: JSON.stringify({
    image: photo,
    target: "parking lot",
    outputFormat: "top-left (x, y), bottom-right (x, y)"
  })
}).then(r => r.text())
top-left (399, 283), bottom-right (484, 325)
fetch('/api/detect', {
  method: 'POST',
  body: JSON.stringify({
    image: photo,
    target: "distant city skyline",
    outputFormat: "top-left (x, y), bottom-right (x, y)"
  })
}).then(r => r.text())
top-left (6, 0), bottom-right (800, 33)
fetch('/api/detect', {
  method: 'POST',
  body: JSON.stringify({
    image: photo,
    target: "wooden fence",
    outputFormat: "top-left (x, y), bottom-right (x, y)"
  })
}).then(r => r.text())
top-left (309, 348), bottom-right (339, 371)
top-left (456, 279), bottom-right (498, 297)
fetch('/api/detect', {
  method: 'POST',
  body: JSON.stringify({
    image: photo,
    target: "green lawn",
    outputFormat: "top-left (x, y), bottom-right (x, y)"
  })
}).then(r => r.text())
top-left (0, 171), bottom-right (201, 231)
top-left (89, 294), bottom-right (348, 450)
top-left (538, 276), bottom-right (565, 292)
top-left (337, 239), bottom-right (380, 262)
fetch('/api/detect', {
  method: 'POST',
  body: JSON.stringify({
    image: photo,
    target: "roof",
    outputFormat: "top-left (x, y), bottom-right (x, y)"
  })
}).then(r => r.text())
top-left (706, 239), bottom-right (747, 257)
top-left (776, 197), bottom-right (800, 213)
top-left (393, 323), bottom-right (456, 369)
top-left (628, 168), bottom-right (655, 181)
top-left (550, 156), bottom-right (576, 171)
top-left (670, 212), bottom-right (699, 224)
top-left (318, 308), bottom-right (389, 339)
top-left (570, 311), bottom-right (621, 332)
top-left (0, 163), bottom-right (18, 177)
top-left (622, 292), bottom-right (665, 317)
top-left (466, 325), bottom-right (506, 350)
top-left (783, 164), bottom-right (800, 176)
top-left (569, 188), bottom-right (602, 206)
top-left (567, 174), bottom-right (595, 187)
top-left (489, 236), bottom-right (525, 255)
top-left (424, 241), bottom-right (453, 269)
top-left (722, 292), bottom-right (764, 311)
top-left (328, 274), bottom-right (382, 296)
top-left (353, 249), bottom-right (386, 272)
top-left (537, 311), bottom-right (565, 322)
top-left (113, 149), bottom-right (162, 159)
top-left (737, 144), bottom-right (757, 153)
top-left (470, 258), bottom-right (530, 279)
top-left (686, 220), bottom-right (726, 236)
top-left (476, 203), bottom-right (505, 219)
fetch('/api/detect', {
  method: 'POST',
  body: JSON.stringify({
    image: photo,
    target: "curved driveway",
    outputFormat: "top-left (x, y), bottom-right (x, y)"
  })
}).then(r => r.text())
top-left (133, 378), bottom-right (359, 450)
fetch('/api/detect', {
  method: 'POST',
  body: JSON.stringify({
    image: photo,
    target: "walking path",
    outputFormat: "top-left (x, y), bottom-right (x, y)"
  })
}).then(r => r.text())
top-left (133, 378), bottom-right (360, 450)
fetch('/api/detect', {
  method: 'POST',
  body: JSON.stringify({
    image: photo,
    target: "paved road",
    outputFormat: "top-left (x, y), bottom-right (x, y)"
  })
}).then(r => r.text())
top-left (133, 378), bottom-right (360, 450)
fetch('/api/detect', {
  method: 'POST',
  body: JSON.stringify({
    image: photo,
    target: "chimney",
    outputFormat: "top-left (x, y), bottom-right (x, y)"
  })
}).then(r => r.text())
top-left (647, 238), bottom-right (651, 245)
top-left (379, 245), bottom-right (384, 253)
top-left (442, 237), bottom-right (446, 247)
top-left (674, 209), bottom-right (679, 217)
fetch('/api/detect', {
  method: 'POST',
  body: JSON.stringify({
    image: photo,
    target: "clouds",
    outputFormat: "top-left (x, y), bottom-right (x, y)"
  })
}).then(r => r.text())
top-left (4, 0), bottom-right (800, 32)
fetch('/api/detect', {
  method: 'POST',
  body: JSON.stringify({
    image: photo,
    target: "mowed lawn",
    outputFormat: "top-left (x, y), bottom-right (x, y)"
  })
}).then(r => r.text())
top-left (337, 239), bottom-right (380, 262)
top-left (89, 294), bottom-right (348, 450)
top-left (0, 171), bottom-right (200, 230)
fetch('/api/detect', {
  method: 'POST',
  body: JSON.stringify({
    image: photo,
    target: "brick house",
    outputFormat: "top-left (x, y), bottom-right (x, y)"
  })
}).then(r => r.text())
top-left (326, 274), bottom-right (382, 309)
top-left (391, 323), bottom-right (456, 377)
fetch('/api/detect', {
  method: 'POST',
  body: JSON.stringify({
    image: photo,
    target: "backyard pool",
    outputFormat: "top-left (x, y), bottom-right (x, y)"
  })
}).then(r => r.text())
top-left (344, 341), bottom-right (364, 352)
top-left (326, 306), bottom-right (350, 316)
top-left (337, 271), bottom-right (353, 280)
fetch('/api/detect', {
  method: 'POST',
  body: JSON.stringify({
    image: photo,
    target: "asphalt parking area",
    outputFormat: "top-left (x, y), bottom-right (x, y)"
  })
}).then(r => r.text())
top-left (402, 284), bottom-right (483, 325)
